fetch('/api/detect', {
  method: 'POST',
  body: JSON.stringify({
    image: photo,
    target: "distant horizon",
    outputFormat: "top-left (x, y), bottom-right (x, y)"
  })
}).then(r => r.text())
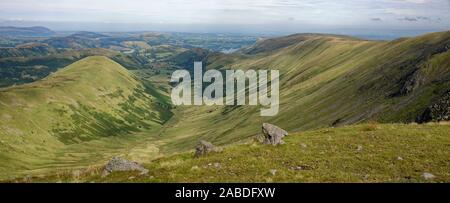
top-left (1, 21), bottom-right (448, 40)
top-left (1, 0), bottom-right (449, 39)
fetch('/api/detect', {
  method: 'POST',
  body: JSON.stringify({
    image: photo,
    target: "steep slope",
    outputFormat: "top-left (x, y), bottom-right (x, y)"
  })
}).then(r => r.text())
top-left (0, 56), bottom-right (172, 178)
top-left (157, 31), bottom-right (450, 153)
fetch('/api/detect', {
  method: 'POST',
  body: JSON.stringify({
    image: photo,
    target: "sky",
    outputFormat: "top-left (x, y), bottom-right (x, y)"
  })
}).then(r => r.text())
top-left (0, 0), bottom-right (449, 36)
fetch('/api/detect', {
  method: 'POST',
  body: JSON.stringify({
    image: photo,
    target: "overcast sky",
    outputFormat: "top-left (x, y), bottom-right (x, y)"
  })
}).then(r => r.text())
top-left (0, 0), bottom-right (449, 35)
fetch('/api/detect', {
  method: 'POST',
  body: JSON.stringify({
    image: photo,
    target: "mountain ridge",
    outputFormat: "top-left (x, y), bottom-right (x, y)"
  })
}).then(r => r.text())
top-left (0, 56), bottom-right (172, 178)
top-left (239, 33), bottom-right (370, 55)
top-left (157, 30), bottom-right (450, 153)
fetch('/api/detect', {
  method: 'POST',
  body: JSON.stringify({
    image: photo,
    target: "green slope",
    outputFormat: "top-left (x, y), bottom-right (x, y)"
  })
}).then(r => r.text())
top-left (1, 31), bottom-right (449, 181)
top-left (156, 31), bottom-right (450, 153)
top-left (0, 56), bottom-right (172, 179)
top-left (16, 123), bottom-right (450, 183)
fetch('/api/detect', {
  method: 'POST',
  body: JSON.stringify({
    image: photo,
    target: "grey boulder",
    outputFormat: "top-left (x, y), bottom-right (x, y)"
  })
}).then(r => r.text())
top-left (102, 156), bottom-right (148, 177)
top-left (195, 140), bottom-right (222, 157)
top-left (260, 123), bottom-right (288, 145)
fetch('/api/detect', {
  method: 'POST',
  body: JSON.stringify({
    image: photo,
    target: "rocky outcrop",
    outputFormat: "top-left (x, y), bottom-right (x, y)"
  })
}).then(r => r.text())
top-left (417, 91), bottom-right (450, 123)
top-left (194, 140), bottom-right (222, 157)
top-left (259, 123), bottom-right (288, 145)
top-left (102, 157), bottom-right (148, 177)
top-left (399, 69), bottom-right (425, 96)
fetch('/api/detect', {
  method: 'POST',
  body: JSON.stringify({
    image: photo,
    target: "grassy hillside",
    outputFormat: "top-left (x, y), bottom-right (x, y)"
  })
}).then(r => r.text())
top-left (0, 31), bottom-right (448, 181)
top-left (0, 56), bottom-right (172, 179)
top-left (155, 31), bottom-right (450, 154)
top-left (15, 123), bottom-right (450, 183)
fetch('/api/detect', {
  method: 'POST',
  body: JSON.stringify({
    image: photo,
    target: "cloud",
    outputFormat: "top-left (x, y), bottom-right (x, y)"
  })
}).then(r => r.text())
top-left (416, 16), bottom-right (430, 20)
top-left (0, 0), bottom-right (449, 31)
top-left (398, 17), bottom-right (418, 21)
top-left (391, 0), bottom-right (433, 4)
top-left (397, 16), bottom-right (442, 22)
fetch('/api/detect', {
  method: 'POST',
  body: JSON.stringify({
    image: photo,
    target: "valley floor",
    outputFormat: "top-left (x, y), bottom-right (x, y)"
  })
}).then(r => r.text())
top-left (11, 123), bottom-right (450, 183)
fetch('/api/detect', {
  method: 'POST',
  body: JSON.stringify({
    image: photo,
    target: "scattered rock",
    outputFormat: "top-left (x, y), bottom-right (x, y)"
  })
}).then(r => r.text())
top-left (416, 91), bottom-right (450, 123)
top-left (194, 140), bottom-right (222, 157)
top-left (102, 157), bottom-right (149, 177)
top-left (289, 165), bottom-right (312, 171)
top-left (190, 166), bottom-right (199, 171)
top-left (254, 134), bottom-right (265, 143)
top-left (22, 175), bottom-right (32, 182)
top-left (422, 172), bottom-right (436, 180)
top-left (260, 123), bottom-right (288, 145)
top-left (206, 162), bottom-right (222, 169)
top-left (331, 118), bottom-right (342, 127)
top-left (269, 169), bottom-right (277, 176)
top-left (399, 69), bottom-right (424, 96)
top-left (397, 156), bottom-right (403, 161)
top-left (71, 170), bottom-right (82, 179)
top-left (356, 145), bottom-right (363, 152)
top-left (213, 162), bottom-right (221, 168)
top-left (357, 145), bottom-right (363, 151)
top-left (300, 143), bottom-right (307, 148)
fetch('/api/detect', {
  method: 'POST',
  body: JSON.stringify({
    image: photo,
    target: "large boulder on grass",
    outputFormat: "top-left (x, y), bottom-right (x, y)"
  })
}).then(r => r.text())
top-left (102, 157), bottom-right (148, 177)
top-left (194, 140), bottom-right (221, 157)
top-left (260, 123), bottom-right (288, 145)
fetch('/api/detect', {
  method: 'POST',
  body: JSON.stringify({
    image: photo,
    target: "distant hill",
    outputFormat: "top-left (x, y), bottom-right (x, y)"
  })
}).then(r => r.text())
top-left (0, 26), bottom-right (56, 37)
top-left (44, 35), bottom-right (100, 49)
top-left (42, 31), bottom-right (147, 51)
top-left (239, 33), bottom-right (359, 54)
top-left (169, 47), bottom-right (211, 70)
top-left (0, 43), bottom-right (56, 58)
top-left (41, 31), bottom-right (111, 49)
top-left (69, 31), bottom-right (110, 39)
top-left (0, 48), bottom-right (149, 87)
